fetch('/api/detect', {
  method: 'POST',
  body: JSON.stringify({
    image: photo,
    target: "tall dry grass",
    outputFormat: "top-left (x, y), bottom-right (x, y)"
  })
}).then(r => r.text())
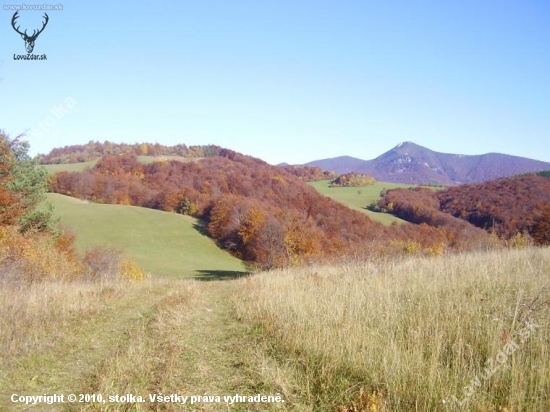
top-left (0, 281), bottom-right (134, 370)
top-left (0, 277), bottom-right (203, 410)
top-left (236, 247), bottom-right (550, 410)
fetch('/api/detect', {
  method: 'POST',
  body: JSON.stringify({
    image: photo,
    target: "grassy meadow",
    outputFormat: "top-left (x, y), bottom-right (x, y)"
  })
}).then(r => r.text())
top-left (41, 160), bottom-right (98, 174)
top-left (1, 247), bottom-right (548, 410)
top-left (46, 193), bottom-right (247, 278)
top-left (0, 278), bottom-right (289, 411)
top-left (308, 180), bottom-right (411, 225)
top-left (236, 247), bottom-right (550, 410)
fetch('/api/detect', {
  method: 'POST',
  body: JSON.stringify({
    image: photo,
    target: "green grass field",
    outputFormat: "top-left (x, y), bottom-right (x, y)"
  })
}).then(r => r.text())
top-left (308, 179), bottom-right (412, 225)
top-left (41, 160), bottom-right (98, 174)
top-left (41, 156), bottom-right (198, 175)
top-left (46, 193), bottom-right (247, 278)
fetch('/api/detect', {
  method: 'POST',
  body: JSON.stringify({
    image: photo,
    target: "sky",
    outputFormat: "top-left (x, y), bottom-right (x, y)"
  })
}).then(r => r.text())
top-left (0, 0), bottom-right (548, 165)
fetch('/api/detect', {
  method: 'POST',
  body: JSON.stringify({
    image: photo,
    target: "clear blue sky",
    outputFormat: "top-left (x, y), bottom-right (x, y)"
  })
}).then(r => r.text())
top-left (1, 0), bottom-right (548, 164)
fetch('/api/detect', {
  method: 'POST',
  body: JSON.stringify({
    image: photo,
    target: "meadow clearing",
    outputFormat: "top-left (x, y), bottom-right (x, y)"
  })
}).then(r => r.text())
top-left (307, 180), bottom-right (410, 225)
top-left (46, 193), bottom-right (247, 278)
top-left (1, 247), bottom-right (548, 410)
top-left (236, 247), bottom-right (550, 410)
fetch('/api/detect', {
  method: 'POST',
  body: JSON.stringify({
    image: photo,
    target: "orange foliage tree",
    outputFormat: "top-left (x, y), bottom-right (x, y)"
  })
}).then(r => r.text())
top-left (533, 205), bottom-right (550, 245)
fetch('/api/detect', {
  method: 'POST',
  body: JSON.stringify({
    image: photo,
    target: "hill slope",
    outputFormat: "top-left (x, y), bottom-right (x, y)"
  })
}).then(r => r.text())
top-left (47, 193), bottom-right (247, 278)
top-left (376, 174), bottom-right (550, 243)
top-left (306, 141), bottom-right (550, 185)
top-left (308, 180), bottom-right (409, 225)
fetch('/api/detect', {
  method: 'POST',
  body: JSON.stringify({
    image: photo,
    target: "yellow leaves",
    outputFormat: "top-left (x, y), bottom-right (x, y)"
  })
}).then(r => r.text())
top-left (403, 240), bottom-right (420, 255)
top-left (0, 226), bottom-right (83, 282)
top-left (208, 198), bottom-right (232, 239)
top-left (330, 173), bottom-right (376, 187)
top-left (0, 226), bottom-right (8, 244)
top-left (238, 208), bottom-right (265, 245)
top-left (188, 202), bottom-right (198, 217)
top-left (271, 175), bottom-right (286, 184)
top-left (390, 239), bottom-right (446, 256)
top-left (282, 218), bottom-right (320, 264)
top-left (425, 244), bottom-right (444, 256)
top-left (118, 195), bottom-right (131, 206)
top-left (506, 230), bottom-right (532, 249)
top-left (336, 388), bottom-right (384, 412)
top-left (118, 259), bottom-right (144, 282)
top-left (0, 226), bottom-right (143, 284)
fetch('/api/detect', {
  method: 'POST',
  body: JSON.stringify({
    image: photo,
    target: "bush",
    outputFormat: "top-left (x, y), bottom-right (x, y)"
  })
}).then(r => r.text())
top-left (83, 247), bottom-right (143, 282)
top-left (0, 226), bottom-right (83, 284)
top-left (119, 258), bottom-right (144, 282)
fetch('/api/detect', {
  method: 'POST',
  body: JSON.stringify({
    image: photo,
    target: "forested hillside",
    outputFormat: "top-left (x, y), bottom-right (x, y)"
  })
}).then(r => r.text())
top-left (378, 175), bottom-right (550, 245)
top-left (278, 164), bottom-right (337, 181)
top-left (49, 149), bottom-right (491, 267)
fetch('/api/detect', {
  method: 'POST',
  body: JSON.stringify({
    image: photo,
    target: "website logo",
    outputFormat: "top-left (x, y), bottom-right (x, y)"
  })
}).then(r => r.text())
top-left (11, 11), bottom-right (48, 53)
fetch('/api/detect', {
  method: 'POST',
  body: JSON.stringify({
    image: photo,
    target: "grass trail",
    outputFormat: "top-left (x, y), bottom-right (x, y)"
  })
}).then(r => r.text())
top-left (0, 279), bottom-right (296, 411)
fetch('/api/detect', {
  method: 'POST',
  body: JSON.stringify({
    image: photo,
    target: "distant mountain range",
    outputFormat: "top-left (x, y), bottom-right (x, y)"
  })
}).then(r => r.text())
top-left (303, 142), bottom-right (550, 185)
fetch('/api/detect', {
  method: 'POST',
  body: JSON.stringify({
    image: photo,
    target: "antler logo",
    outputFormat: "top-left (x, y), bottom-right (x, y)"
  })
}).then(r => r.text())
top-left (11, 11), bottom-right (49, 54)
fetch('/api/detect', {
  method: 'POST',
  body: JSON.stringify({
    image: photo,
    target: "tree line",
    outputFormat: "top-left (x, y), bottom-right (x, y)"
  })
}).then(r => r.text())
top-left (39, 141), bottom-right (223, 164)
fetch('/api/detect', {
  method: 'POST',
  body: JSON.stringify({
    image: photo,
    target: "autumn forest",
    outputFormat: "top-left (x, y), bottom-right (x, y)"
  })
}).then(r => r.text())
top-left (39, 141), bottom-right (550, 268)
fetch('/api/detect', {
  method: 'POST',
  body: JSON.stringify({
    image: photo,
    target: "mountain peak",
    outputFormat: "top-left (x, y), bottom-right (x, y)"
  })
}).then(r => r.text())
top-left (379, 142), bottom-right (432, 160)
top-left (304, 143), bottom-right (550, 185)
top-left (393, 141), bottom-right (426, 151)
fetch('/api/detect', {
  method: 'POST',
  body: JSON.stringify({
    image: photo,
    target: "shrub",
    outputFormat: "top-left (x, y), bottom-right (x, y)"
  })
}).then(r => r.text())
top-left (83, 247), bottom-right (143, 282)
top-left (505, 230), bottom-right (533, 249)
top-left (119, 258), bottom-right (144, 282)
top-left (0, 226), bottom-right (82, 284)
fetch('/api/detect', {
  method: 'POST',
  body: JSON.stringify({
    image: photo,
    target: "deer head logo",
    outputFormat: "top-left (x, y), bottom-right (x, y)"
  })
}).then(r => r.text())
top-left (11, 11), bottom-right (49, 54)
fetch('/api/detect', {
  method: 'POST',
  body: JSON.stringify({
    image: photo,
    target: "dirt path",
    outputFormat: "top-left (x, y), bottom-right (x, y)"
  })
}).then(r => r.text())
top-left (1, 280), bottom-right (299, 411)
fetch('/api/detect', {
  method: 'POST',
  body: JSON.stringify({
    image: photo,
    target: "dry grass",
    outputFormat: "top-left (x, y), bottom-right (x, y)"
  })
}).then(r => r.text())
top-left (2, 247), bottom-right (548, 411)
top-left (0, 278), bottom-right (292, 411)
top-left (0, 279), bottom-right (198, 410)
top-left (236, 247), bottom-right (550, 411)
top-left (0, 281), bottom-right (107, 366)
top-left (83, 280), bottom-right (204, 408)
